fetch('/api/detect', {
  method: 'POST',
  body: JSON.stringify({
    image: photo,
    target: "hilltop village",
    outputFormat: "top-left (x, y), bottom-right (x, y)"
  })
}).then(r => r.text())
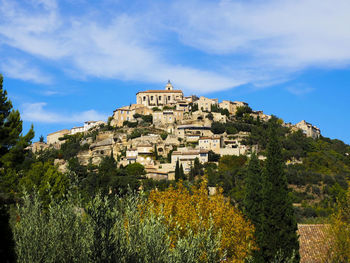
top-left (36, 81), bottom-right (321, 180)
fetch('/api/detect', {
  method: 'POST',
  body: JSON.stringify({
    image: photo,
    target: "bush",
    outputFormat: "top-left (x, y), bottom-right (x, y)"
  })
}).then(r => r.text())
top-left (141, 115), bottom-right (153, 123)
top-left (13, 191), bottom-right (225, 263)
top-left (211, 122), bottom-right (226, 134)
top-left (235, 106), bottom-right (252, 118)
top-left (123, 121), bottom-right (138, 128)
top-left (160, 132), bottom-right (168, 140)
top-left (127, 129), bottom-right (142, 140)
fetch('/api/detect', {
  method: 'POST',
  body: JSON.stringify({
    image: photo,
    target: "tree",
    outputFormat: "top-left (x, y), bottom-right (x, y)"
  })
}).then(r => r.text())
top-left (147, 180), bottom-right (256, 261)
top-left (20, 161), bottom-right (70, 208)
top-left (126, 162), bottom-right (145, 178)
top-left (179, 164), bottom-right (185, 180)
top-left (0, 74), bottom-right (34, 172)
top-left (211, 122), bottom-right (225, 134)
top-left (260, 122), bottom-right (299, 262)
top-left (327, 186), bottom-right (350, 262)
top-left (0, 74), bottom-right (34, 261)
top-left (235, 106), bottom-right (252, 118)
top-left (175, 160), bottom-right (180, 181)
top-left (39, 135), bottom-right (44, 143)
top-left (154, 144), bottom-right (159, 160)
top-left (243, 153), bottom-right (264, 262)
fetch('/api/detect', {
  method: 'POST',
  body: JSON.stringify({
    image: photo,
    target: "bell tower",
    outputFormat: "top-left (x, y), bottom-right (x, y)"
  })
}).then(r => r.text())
top-left (165, 80), bottom-right (173, 90)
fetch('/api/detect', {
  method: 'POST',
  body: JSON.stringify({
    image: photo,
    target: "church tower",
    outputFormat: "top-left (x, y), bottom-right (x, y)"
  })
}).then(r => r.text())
top-left (165, 80), bottom-right (173, 90)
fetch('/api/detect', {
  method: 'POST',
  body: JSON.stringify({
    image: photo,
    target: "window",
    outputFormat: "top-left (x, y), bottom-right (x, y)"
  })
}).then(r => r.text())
top-left (143, 96), bottom-right (146, 101)
top-left (168, 96), bottom-right (171, 100)
top-left (121, 110), bottom-right (123, 114)
top-left (151, 96), bottom-right (154, 100)
top-left (159, 96), bottom-right (162, 100)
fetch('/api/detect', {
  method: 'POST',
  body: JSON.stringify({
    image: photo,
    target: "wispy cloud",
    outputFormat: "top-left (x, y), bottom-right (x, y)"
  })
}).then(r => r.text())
top-left (1, 0), bottom-right (350, 92)
top-left (21, 102), bottom-right (107, 123)
top-left (286, 84), bottom-right (315, 96)
top-left (0, 58), bottom-right (52, 84)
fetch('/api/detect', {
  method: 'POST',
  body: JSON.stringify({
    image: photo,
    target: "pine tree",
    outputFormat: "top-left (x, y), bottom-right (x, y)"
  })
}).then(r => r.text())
top-left (0, 74), bottom-right (34, 262)
top-left (260, 122), bottom-right (299, 262)
top-left (243, 153), bottom-right (264, 262)
top-left (175, 160), bottom-right (180, 181)
top-left (0, 74), bottom-right (34, 171)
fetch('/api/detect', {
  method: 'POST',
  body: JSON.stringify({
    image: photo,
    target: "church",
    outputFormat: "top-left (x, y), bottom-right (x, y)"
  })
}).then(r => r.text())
top-left (136, 80), bottom-right (184, 108)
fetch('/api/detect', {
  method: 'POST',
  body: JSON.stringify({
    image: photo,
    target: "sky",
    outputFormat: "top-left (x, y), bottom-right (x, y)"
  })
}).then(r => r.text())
top-left (1, 0), bottom-right (350, 144)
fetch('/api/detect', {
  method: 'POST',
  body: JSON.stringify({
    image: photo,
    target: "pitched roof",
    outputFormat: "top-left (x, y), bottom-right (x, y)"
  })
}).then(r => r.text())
top-left (298, 224), bottom-right (332, 263)
top-left (137, 90), bottom-right (183, 94)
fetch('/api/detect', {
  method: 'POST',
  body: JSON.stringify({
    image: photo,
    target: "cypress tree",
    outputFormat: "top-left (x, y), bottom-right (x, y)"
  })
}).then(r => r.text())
top-left (260, 122), bottom-right (299, 262)
top-left (243, 153), bottom-right (264, 262)
top-left (175, 159), bottom-right (180, 181)
top-left (179, 164), bottom-right (185, 180)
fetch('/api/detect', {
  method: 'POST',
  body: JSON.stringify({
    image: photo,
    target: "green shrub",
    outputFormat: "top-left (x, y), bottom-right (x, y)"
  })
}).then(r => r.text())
top-left (13, 191), bottom-right (223, 263)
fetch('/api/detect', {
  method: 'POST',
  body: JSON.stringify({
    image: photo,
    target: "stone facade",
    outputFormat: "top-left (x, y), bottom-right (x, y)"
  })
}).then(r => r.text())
top-left (152, 110), bottom-right (184, 126)
top-left (199, 136), bottom-right (221, 154)
top-left (296, 120), bottom-right (321, 139)
top-left (195, 96), bottom-right (218, 112)
top-left (219, 100), bottom-right (248, 115)
top-left (111, 104), bottom-right (152, 127)
top-left (136, 81), bottom-right (184, 108)
top-left (171, 149), bottom-right (209, 173)
top-left (47, 129), bottom-right (70, 145)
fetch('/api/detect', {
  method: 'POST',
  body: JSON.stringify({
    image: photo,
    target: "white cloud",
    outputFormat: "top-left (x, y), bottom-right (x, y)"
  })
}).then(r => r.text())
top-left (1, 0), bottom-right (350, 93)
top-left (0, 0), bottom-right (240, 93)
top-left (286, 84), bottom-right (315, 96)
top-left (170, 0), bottom-right (350, 70)
top-left (21, 102), bottom-right (107, 123)
top-left (0, 59), bottom-right (52, 84)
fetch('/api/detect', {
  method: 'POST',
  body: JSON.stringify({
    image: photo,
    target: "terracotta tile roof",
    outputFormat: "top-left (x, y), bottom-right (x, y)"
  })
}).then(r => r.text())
top-left (137, 90), bottom-right (183, 94)
top-left (298, 224), bottom-right (331, 263)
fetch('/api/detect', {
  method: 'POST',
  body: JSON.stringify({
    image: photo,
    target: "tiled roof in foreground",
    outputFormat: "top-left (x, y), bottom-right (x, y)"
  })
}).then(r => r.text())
top-left (298, 224), bottom-right (331, 263)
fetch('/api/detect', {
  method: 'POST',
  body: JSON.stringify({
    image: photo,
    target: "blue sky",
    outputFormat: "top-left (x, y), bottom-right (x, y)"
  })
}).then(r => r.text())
top-left (1, 0), bottom-right (350, 144)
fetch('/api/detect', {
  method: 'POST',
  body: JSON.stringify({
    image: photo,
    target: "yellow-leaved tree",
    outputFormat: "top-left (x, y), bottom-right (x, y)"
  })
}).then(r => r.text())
top-left (327, 185), bottom-right (350, 262)
top-left (147, 179), bottom-right (256, 262)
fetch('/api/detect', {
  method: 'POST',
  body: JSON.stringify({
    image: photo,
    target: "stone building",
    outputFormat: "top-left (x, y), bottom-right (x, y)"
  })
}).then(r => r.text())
top-left (176, 124), bottom-right (213, 139)
top-left (296, 120), bottom-right (321, 139)
top-left (198, 136), bottom-right (221, 154)
top-left (219, 100), bottom-right (248, 115)
top-left (136, 81), bottom-right (184, 108)
top-left (152, 109), bottom-right (184, 126)
top-left (71, 120), bottom-right (106, 135)
top-left (111, 104), bottom-right (152, 127)
top-left (171, 149), bottom-right (209, 173)
top-left (47, 129), bottom-right (70, 145)
top-left (195, 96), bottom-right (218, 112)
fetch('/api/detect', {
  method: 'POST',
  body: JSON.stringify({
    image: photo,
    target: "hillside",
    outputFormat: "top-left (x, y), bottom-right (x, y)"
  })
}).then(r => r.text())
top-left (29, 82), bottom-right (350, 222)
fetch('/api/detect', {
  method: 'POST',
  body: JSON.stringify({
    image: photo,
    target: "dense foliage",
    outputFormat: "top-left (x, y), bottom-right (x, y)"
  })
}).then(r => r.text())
top-left (14, 190), bottom-right (224, 263)
top-left (147, 180), bottom-right (256, 262)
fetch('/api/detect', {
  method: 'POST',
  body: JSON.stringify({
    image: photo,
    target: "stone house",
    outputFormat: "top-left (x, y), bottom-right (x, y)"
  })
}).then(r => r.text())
top-left (152, 109), bottom-right (184, 126)
top-left (47, 129), bottom-right (70, 145)
top-left (296, 120), bottom-right (321, 139)
top-left (219, 100), bottom-right (248, 115)
top-left (111, 104), bottom-right (152, 127)
top-left (195, 96), bottom-right (219, 112)
top-left (176, 125), bottom-right (213, 139)
top-left (171, 149), bottom-right (209, 173)
top-left (198, 136), bottom-right (221, 154)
